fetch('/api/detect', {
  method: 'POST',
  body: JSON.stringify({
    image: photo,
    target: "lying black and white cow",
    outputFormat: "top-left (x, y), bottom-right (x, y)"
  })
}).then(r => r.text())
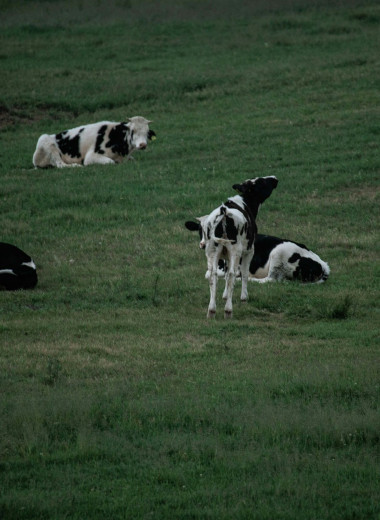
top-left (185, 176), bottom-right (278, 318)
top-left (247, 234), bottom-right (330, 283)
top-left (185, 223), bottom-right (330, 284)
top-left (0, 243), bottom-right (38, 290)
top-left (33, 116), bottom-right (156, 168)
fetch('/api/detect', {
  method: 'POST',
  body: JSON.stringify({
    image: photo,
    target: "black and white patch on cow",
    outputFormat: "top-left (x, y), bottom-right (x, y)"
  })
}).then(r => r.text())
top-left (33, 116), bottom-right (156, 168)
top-left (0, 243), bottom-right (38, 290)
top-left (185, 226), bottom-right (330, 284)
top-left (185, 176), bottom-right (278, 318)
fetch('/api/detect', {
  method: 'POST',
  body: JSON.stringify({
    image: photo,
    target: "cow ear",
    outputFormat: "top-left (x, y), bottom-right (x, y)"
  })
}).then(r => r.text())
top-left (185, 221), bottom-right (200, 231)
top-left (148, 129), bottom-right (156, 141)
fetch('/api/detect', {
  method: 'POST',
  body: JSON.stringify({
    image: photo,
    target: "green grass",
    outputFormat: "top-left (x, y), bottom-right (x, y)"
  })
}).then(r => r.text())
top-left (1, 1), bottom-right (380, 518)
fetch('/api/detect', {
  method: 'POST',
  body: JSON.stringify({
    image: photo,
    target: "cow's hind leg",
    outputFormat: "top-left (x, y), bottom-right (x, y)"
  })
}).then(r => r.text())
top-left (207, 254), bottom-right (220, 318)
top-left (223, 253), bottom-right (240, 318)
top-left (34, 135), bottom-right (80, 168)
top-left (33, 143), bottom-right (48, 168)
top-left (33, 135), bottom-right (65, 168)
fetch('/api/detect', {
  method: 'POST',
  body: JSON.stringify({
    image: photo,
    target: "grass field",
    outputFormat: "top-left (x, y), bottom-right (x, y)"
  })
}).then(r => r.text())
top-left (1, 0), bottom-right (379, 518)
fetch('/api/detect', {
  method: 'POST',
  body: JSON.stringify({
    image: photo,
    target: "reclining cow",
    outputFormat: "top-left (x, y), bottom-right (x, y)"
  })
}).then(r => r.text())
top-left (33, 116), bottom-right (156, 168)
top-left (246, 234), bottom-right (330, 283)
top-left (185, 176), bottom-right (278, 318)
top-left (185, 223), bottom-right (330, 284)
top-left (0, 242), bottom-right (38, 290)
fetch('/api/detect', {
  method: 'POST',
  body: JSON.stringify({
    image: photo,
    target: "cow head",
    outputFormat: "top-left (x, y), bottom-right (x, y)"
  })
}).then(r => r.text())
top-left (126, 116), bottom-right (156, 151)
top-left (185, 216), bottom-right (208, 249)
top-left (233, 176), bottom-right (278, 204)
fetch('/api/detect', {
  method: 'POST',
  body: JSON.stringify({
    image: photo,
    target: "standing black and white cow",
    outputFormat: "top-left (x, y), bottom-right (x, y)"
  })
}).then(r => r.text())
top-left (185, 225), bottom-right (330, 284)
top-left (33, 116), bottom-right (156, 168)
top-left (186, 176), bottom-right (278, 318)
top-left (0, 243), bottom-right (38, 290)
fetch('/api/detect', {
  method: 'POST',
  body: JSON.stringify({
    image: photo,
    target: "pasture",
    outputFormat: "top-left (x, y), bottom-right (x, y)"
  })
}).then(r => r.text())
top-left (1, 0), bottom-right (379, 518)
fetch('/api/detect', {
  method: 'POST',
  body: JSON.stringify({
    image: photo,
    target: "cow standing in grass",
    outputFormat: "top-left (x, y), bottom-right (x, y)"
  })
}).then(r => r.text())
top-left (33, 116), bottom-right (156, 168)
top-left (188, 176), bottom-right (278, 318)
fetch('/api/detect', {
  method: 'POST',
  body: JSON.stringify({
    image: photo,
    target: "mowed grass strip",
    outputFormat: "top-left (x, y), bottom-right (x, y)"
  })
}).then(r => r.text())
top-left (0, 1), bottom-right (379, 518)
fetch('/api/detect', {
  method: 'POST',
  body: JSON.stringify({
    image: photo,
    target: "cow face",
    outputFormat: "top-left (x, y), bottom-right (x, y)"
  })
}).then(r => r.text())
top-left (127, 116), bottom-right (155, 151)
top-left (185, 216), bottom-right (208, 249)
top-left (233, 176), bottom-right (278, 204)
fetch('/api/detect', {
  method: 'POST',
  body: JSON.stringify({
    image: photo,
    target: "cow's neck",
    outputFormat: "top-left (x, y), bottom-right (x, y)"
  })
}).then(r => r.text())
top-left (226, 194), bottom-right (261, 220)
top-left (240, 194), bottom-right (262, 220)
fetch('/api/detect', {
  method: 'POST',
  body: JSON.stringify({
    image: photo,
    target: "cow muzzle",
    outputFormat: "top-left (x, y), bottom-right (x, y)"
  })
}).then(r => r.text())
top-left (138, 142), bottom-right (147, 150)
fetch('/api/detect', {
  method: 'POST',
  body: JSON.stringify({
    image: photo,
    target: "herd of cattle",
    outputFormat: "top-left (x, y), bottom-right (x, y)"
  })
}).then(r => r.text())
top-left (1, 116), bottom-right (330, 318)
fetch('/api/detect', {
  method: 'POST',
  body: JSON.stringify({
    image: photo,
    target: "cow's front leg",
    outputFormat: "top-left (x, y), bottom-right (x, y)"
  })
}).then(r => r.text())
top-left (83, 152), bottom-right (116, 166)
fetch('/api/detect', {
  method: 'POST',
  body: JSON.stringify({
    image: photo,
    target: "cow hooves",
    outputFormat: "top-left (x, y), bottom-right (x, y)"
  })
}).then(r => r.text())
top-left (207, 309), bottom-right (216, 319)
top-left (224, 310), bottom-right (232, 319)
top-left (241, 298), bottom-right (248, 304)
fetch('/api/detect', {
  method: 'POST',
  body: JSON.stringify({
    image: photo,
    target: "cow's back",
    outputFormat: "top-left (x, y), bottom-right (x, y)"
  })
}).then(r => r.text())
top-left (54, 122), bottom-right (114, 162)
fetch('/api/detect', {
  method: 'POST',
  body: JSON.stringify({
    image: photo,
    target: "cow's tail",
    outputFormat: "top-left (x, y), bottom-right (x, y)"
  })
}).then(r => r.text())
top-left (212, 237), bottom-right (234, 246)
top-left (210, 206), bottom-right (235, 246)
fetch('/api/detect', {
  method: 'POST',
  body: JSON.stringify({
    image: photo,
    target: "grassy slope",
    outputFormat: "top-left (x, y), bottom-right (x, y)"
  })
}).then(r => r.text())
top-left (0, 1), bottom-right (379, 518)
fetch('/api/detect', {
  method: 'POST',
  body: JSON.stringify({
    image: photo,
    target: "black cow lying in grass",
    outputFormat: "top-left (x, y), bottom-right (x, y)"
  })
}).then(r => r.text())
top-left (185, 225), bottom-right (330, 284)
top-left (0, 243), bottom-right (38, 290)
top-left (185, 176), bottom-right (278, 318)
